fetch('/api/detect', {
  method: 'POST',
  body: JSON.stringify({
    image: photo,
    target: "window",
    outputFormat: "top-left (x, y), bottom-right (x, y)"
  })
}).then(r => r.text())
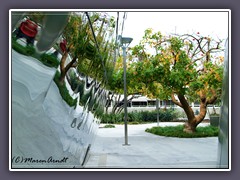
top-left (117, 101), bottom-right (131, 107)
top-left (148, 100), bottom-right (156, 106)
top-left (160, 100), bottom-right (174, 107)
top-left (132, 101), bottom-right (147, 107)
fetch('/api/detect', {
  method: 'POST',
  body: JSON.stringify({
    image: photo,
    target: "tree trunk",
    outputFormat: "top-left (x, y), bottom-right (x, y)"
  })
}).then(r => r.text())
top-left (177, 94), bottom-right (198, 133)
top-left (59, 70), bottom-right (67, 84)
top-left (59, 51), bottom-right (77, 84)
top-left (177, 94), bottom-right (208, 133)
top-left (171, 90), bottom-right (216, 134)
top-left (184, 102), bottom-right (208, 133)
top-left (183, 121), bottom-right (197, 133)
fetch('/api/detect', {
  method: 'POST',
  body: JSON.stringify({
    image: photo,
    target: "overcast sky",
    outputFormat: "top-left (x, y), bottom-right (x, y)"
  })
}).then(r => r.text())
top-left (108, 10), bottom-right (229, 47)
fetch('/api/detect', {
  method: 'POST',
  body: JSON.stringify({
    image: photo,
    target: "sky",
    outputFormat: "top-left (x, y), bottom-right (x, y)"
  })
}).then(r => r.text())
top-left (108, 10), bottom-right (229, 47)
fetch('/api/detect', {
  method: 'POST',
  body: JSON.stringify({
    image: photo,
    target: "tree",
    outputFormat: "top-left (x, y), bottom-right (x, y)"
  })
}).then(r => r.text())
top-left (125, 29), bottom-right (224, 133)
top-left (59, 12), bottom-right (116, 85)
top-left (78, 13), bottom-right (116, 84)
top-left (107, 55), bottom-right (144, 114)
top-left (59, 13), bottom-right (92, 83)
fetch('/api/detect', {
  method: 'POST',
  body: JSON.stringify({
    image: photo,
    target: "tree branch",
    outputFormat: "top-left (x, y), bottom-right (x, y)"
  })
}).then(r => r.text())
top-left (171, 93), bottom-right (183, 107)
top-left (206, 89), bottom-right (218, 104)
top-left (71, 62), bottom-right (78, 68)
top-left (178, 94), bottom-right (195, 120)
top-left (65, 56), bottom-right (78, 72)
top-left (60, 51), bottom-right (69, 72)
top-left (197, 68), bottom-right (204, 73)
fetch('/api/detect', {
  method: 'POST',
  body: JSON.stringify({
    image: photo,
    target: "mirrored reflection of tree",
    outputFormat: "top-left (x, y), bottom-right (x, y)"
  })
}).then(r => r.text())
top-left (59, 12), bottom-right (116, 86)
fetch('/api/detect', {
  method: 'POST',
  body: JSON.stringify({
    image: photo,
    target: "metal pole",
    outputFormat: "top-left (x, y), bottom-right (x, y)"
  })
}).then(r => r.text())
top-left (156, 99), bottom-right (160, 126)
top-left (123, 46), bottom-right (129, 145)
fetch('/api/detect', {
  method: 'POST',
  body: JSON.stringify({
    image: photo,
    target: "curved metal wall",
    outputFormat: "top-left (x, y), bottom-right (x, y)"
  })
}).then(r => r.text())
top-left (217, 38), bottom-right (229, 168)
top-left (11, 12), bottom-right (107, 168)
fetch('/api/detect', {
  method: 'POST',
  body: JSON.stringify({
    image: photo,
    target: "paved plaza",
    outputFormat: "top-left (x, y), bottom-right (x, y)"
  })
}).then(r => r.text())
top-left (84, 122), bottom-right (219, 169)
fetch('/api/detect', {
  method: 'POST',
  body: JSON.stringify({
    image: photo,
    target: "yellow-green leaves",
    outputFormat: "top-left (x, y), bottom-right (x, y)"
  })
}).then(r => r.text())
top-left (120, 29), bottom-right (224, 104)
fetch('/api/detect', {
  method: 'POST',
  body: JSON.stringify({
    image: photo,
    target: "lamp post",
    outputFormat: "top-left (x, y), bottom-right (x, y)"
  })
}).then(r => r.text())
top-left (156, 99), bottom-right (160, 126)
top-left (119, 36), bottom-right (133, 146)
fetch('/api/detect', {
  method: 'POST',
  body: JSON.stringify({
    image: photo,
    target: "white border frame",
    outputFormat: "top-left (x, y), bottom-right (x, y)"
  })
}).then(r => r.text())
top-left (9, 9), bottom-right (231, 171)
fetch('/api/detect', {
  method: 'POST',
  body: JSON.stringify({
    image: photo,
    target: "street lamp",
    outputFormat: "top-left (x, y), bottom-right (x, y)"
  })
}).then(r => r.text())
top-left (119, 35), bottom-right (133, 146)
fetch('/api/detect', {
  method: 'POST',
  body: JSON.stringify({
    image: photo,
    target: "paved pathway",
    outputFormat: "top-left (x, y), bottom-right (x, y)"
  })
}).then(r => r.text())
top-left (84, 122), bottom-right (218, 169)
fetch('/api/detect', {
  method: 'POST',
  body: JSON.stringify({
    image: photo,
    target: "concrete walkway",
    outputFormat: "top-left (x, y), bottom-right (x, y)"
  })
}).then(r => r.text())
top-left (84, 122), bottom-right (218, 169)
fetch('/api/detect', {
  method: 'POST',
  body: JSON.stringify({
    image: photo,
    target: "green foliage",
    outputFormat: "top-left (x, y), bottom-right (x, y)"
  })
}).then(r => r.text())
top-left (111, 29), bottom-right (225, 126)
top-left (62, 12), bottom-right (115, 86)
top-left (12, 38), bottom-right (36, 56)
top-left (99, 109), bottom-right (178, 124)
top-left (145, 125), bottom-right (219, 138)
top-left (54, 71), bottom-right (78, 108)
top-left (79, 89), bottom-right (92, 106)
top-left (107, 68), bottom-right (124, 93)
top-left (100, 113), bottom-right (124, 124)
top-left (85, 41), bottom-right (97, 60)
top-left (129, 121), bottom-right (140, 125)
top-left (127, 30), bottom-right (223, 97)
top-left (40, 53), bottom-right (59, 68)
top-left (25, 45), bottom-right (36, 55)
top-left (94, 104), bottom-right (105, 119)
top-left (170, 37), bottom-right (183, 52)
top-left (68, 70), bottom-right (80, 91)
top-left (12, 36), bottom-right (60, 68)
top-left (103, 124), bottom-right (115, 128)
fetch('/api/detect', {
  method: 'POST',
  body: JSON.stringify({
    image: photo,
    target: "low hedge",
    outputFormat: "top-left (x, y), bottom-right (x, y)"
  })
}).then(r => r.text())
top-left (145, 125), bottom-right (219, 138)
top-left (100, 109), bottom-right (178, 124)
top-left (102, 124), bottom-right (115, 128)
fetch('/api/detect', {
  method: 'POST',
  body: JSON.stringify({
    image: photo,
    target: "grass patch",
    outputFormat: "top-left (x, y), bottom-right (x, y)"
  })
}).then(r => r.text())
top-left (53, 71), bottom-right (78, 108)
top-left (145, 125), bottom-right (219, 138)
top-left (103, 124), bottom-right (115, 128)
top-left (12, 38), bottom-right (36, 56)
top-left (12, 36), bottom-right (59, 68)
top-left (40, 53), bottom-right (59, 68)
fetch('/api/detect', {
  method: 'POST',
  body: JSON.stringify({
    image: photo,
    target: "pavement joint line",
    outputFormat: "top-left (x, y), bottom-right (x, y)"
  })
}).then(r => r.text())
top-left (98, 154), bottom-right (107, 166)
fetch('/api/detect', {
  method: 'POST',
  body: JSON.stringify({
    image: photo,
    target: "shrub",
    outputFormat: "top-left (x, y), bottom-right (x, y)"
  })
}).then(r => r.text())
top-left (25, 45), bottom-right (36, 55)
top-left (40, 53), bottom-right (60, 68)
top-left (54, 71), bottom-right (78, 108)
top-left (79, 90), bottom-right (92, 106)
top-left (99, 109), bottom-right (178, 124)
top-left (12, 39), bottom-right (35, 56)
top-left (103, 124), bottom-right (115, 128)
top-left (161, 109), bottom-right (178, 121)
top-left (129, 121), bottom-right (140, 125)
top-left (128, 111), bottom-right (142, 122)
top-left (145, 125), bottom-right (219, 138)
top-left (175, 111), bottom-right (187, 119)
top-left (67, 71), bottom-right (84, 95)
top-left (94, 105), bottom-right (104, 119)
top-left (12, 37), bottom-right (59, 68)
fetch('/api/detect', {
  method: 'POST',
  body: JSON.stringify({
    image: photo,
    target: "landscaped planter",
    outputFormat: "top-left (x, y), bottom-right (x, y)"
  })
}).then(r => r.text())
top-left (210, 115), bottom-right (219, 127)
